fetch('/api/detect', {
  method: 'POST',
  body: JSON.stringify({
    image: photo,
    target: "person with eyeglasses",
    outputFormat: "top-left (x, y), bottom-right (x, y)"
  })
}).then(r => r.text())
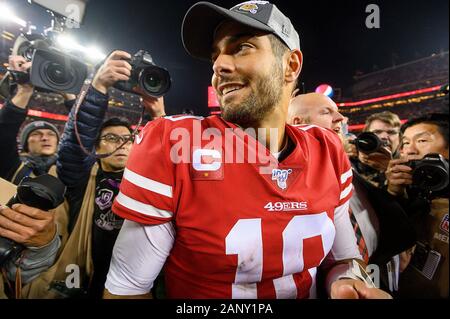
top-left (352, 111), bottom-right (402, 189)
top-left (19, 51), bottom-right (166, 299)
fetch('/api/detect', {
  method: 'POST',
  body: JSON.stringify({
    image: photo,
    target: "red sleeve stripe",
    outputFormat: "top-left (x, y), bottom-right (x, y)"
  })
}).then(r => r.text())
top-left (115, 192), bottom-right (173, 218)
top-left (340, 168), bottom-right (353, 184)
top-left (124, 168), bottom-right (173, 198)
top-left (340, 184), bottom-right (353, 200)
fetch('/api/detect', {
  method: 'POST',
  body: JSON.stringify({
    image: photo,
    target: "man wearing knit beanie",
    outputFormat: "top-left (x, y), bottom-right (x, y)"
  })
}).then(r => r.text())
top-left (20, 120), bottom-right (60, 155)
top-left (0, 55), bottom-right (64, 298)
top-left (0, 55), bottom-right (62, 183)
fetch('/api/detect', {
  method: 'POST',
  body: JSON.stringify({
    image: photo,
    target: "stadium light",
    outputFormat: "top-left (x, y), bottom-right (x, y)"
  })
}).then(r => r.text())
top-left (57, 34), bottom-right (106, 62)
top-left (85, 46), bottom-right (107, 62)
top-left (0, 3), bottom-right (27, 27)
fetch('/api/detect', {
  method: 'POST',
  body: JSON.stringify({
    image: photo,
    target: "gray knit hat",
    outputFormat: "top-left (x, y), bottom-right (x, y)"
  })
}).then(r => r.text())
top-left (20, 121), bottom-right (60, 152)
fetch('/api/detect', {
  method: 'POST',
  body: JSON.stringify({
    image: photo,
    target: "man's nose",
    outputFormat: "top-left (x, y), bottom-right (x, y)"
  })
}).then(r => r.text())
top-left (404, 143), bottom-right (419, 156)
top-left (212, 54), bottom-right (235, 78)
top-left (120, 140), bottom-right (132, 149)
top-left (378, 132), bottom-right (390, 141)
top-left (333, 112), bottom-right (345, 123)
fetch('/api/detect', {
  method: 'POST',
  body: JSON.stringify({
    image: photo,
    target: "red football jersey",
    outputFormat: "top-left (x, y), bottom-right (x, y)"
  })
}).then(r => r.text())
top-left (112, 115), bottom-right (356, 299)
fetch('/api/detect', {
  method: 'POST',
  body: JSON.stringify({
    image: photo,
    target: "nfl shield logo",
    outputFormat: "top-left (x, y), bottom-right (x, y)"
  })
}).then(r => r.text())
top-left (272, 169), bottom-right (292, 190)
top-left (440, 214), bottom-right (449, 234)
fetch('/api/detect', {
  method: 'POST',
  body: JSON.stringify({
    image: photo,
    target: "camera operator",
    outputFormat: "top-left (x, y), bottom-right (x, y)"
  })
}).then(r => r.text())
top-left (352, 111), bottom-right (402, 188)
top-left (0, 56), bottom-right (70, 298)
top-left (0, 56), bottom-right (59, 183)
top-left (386, 113), bottom-right (448, 298)
top-left (19, 51), bottom-right (166, 299)
top-left (0, 55), bottom-right (77, 181)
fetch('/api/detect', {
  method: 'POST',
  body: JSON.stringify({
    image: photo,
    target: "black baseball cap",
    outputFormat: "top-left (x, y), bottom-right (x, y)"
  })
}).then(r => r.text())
top-left (182, 1), bottom-right (301, 61)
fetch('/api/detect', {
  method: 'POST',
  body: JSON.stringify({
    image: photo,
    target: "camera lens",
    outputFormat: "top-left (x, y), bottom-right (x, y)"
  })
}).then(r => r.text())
top-left (45, 62), bottom-right (73, 86)
top-left (144, 73), bottom-right (162, 92)
top-left (355, 132), bottom-right (381, 153)
top-left (140, 66), bottom-right (171, 97)
top-left (413, 163), bottom-right (449, 192)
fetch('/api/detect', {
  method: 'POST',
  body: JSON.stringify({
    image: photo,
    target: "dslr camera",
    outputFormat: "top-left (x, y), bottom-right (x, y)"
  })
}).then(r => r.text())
top-left (10, 33), bottom-right (88, 95)
top-left (0, 174), bottom-right (66, 267)
top-left (408, 153), bottom-right (449, 193)
top-left (114, 50), bottom-right (171, 98)
top-left (0, 0), bottom-right (90, 99)
top-left (350, 131), bottom-right (389, 154)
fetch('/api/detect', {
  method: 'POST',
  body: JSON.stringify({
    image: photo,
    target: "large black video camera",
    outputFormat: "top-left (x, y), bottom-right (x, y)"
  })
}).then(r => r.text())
top-left (350, 131), bottom-right (389, 154)
top-left (114, 50), bottom-right (171, 98)
top-left (0, 174), bottom-right (66, 268)
top-left (0, 33), bottom-right (88, 98)
top-left (408, 153), bottom-right (449, 193)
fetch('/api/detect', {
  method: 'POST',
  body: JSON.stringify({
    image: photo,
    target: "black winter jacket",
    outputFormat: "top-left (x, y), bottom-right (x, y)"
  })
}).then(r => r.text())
top-left (56, 87), bottom-right (109, 231)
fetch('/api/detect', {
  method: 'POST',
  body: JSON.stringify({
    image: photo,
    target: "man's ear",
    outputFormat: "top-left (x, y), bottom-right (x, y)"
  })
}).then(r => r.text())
top-left (292, 116), bottom-right (304, 126)
top-left (285, 50), bottom-right (303, 84)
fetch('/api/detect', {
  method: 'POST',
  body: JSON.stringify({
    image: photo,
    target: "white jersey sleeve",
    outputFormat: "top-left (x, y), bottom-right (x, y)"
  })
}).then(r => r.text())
top-left (105, 220), bottom-right (175, 296)
top-left (328, 199), bottom-right (362, 263)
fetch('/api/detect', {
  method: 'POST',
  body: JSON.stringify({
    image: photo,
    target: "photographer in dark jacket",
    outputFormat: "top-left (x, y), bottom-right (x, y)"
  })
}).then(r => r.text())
top-left (386, 113), bottom-right (449, 298)
top-left (0, 56), bottom-right (70, 298)
top-left (0, 56), bottom-right (60, 184)
top-left (351, 111), bottom-right (402, 189)
top-left (20, 50), bottom-right (166, 298)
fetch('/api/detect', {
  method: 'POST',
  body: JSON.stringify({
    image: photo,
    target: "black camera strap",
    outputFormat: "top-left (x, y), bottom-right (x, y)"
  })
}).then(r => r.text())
top-left (72, 75), bottom-right (145, 159)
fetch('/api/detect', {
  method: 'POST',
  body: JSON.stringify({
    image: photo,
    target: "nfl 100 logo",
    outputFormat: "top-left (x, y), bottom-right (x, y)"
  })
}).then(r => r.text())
top-left (272, 169), bottom-right (292, 190)
top-left (440, 214), bottom-right (449, 234)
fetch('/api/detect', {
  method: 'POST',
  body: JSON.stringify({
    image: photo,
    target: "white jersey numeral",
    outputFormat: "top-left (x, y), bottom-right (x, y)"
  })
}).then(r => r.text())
top-left (225, 212), bottom-right (335, 299)
top-left (225, 219), bottom-right (263, 299)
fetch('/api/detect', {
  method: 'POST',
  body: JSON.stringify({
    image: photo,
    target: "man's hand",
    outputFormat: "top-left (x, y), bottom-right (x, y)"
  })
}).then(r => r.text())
top-left (358, 146), bottom-right (392, 172)
top-left (386, 155), bottom-right (421, 196)
top-left (399, 246), bottom-right (416, 272)
top-left (92, 50), bottom-right (132, 95)
top-left (103, 288), bottom-right (152, 299)
top-left (0, 204), bottom-right (56, 248)
top-left (134, 87), bottom-right (166, 119)
top-left (8, 55), bottom-right (32, 83)
top-left (344, 137), bottom-right (358, 159)
top-left (61, 93), bottom-right (77, 101)
top-left (8, 55), bottom-right (34, 108)
top-left (331, 279), bottom-right (392, 299)
top-left (143, 95), bottom-right (166, 118)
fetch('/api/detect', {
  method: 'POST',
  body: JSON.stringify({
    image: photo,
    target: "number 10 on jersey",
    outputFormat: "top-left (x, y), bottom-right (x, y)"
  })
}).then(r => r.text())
top-left (225, 213), bottom-right (335, 299)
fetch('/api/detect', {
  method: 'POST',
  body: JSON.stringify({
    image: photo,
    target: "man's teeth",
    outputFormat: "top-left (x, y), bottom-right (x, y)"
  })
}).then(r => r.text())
top-left (223, 86), bottom-right (242, 95)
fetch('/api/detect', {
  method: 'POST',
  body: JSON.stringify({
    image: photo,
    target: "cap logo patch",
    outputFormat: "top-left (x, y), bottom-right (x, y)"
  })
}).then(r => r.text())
top-left (239, 3), bottom-right (259, 14)
top-left (440, 214), bottom-right (448, 234)
top-left (233, 1), bottom-right (269, 14)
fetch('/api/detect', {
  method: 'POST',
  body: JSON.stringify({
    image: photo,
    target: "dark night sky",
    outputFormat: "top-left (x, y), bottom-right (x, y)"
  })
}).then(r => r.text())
top-left (5, 0), bottom-right (449, 116)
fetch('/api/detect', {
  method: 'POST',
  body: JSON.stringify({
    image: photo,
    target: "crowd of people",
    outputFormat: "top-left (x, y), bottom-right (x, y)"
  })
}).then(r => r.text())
top-left (351, 52), bottom-right (449, 100)
top-left (0, 1), bottom-right (448, 300)
top-left (342, 95), bottom-right (448, 126)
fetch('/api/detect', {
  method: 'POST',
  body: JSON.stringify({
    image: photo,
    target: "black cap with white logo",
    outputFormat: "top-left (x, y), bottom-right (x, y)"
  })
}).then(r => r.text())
top-left (182, 1), bottom-right (301, 61)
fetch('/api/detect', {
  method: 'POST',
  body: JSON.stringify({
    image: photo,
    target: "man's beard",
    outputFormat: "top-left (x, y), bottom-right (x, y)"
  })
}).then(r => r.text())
top-left (221, 61), bottom-right (284, 129)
